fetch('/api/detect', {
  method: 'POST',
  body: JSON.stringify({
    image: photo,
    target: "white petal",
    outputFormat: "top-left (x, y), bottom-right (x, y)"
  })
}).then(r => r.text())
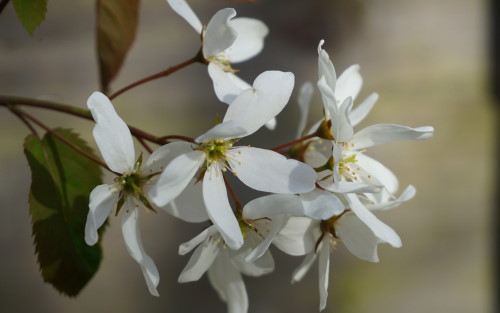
top-left (203, 8), bottom-right (237, 58)
top-left (345, 194), bottom-right (402, 248)
top-left (318, 239), bottom-right (330, 311)
top-left (317, 40), bottom-right (336, 92)
top-left (208, 62), bottom-right (251, 104)
top-left (166, 0), bottom-right (202, 33)
top-left (335, 64), bottom-right (362, 102)
top-left (179, 225), bottom-right (218, 255)
top-left (224, 17), bottom-right (268, 63)
top-left (242, 249), bottom-right (274, 277)
top-left (195, 120), bottom-right (248, 143)
top-left (149, 150), bottom-right (205, 207)
top-left (317, 75), bottom-right (336, 121)
top-left (228, 147), bottom-right (316, 194)
top-left (331, 143), bottom-right (343, 182)
top-left (332, 96), bottom-right (354, 142)
top-left (356, 153), bottom-right (398, 196)
top-left (87, 92), bottom-right (135, 173)
top-left (203, 165), bottom-right (243, 250)
top-left (223, 71), bottom-right (295, 136)
top-left (274, 217), bottom-right (318, 256)
top-left (245, 215), bottom-right (287, 263)
top-left (163, 179), bottom-right (209, 223)
top-left (300, 189), bottom-right (344, 220)
top-left (369, 185), bottom-right (416, 211)
top-left (292, 251), bottom-right (317, 283)
top-left (264, 117), bottom-right (277, 131)
top-left (231, 235), bottom-right (275, 276)
top-left (208, 252), bottom-right (248, 313)
top-left (143, 141), bottom-right (194, 174)
top-left (242, 194), bottom-right (303, 220)
top-left (178, 236), bottom-right (220, 283)
top-left (350, 124), bottom-right (435, 150)
top-left (304, 143), bottom-right (330, 168)
top-left (349, 93), bottom-right (378, 127)
top-left (320, 181), bottom-right (382, 193)
top-left (85, 184), bottom-right (118, 246)
top-left (208, 255), bottom-right (228, 302)
top-left (336, 213), bottom-right (382, 262)
top-left (296, 81), bottom-right (314, 138)
top-left (121, 207), bottom-right (160, 296)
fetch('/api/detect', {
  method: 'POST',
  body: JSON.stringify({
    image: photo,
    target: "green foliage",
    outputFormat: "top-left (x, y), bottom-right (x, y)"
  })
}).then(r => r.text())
top-left (23, 128), bottom-right (104, 297)
top-left (12, 0), bottom-right (47, 35)
top-left (97, 0), bottom-right (140, 93)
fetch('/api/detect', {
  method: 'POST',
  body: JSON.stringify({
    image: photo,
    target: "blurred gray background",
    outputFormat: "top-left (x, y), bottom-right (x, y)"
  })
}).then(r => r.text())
top-left (0, 0), bottom-right (492, 312)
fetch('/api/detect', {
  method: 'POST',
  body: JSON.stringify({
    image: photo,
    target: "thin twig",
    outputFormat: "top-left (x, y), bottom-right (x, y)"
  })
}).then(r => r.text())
top-left (11, 107), bottom-right (118, 175)
top-left (223, 174), bottom-right (242, 210)
top-left (158, 135), bottom-right (196, 143)
top-left (271, 133), bottom-right (317, 151)
top-left (0, 96), bottom-right (165, 145)
top-left (109, 55), bottom-right (201, 100)
top-left (136, 136), bottom-right (153, 154)
top-left (9, 106), bottom-right (40, 139)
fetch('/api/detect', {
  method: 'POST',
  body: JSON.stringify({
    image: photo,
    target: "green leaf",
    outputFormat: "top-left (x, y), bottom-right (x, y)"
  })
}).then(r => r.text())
top-left (23, 128), bottom-right (104, 297)
top-left (97, 0), bottom-right (140, 93)
top-left (12, 0), bottom-right (48, 35)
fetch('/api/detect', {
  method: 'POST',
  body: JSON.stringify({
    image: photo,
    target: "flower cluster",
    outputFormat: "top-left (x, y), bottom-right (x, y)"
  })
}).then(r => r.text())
top-left (84, 0), bottom-right (434, 312)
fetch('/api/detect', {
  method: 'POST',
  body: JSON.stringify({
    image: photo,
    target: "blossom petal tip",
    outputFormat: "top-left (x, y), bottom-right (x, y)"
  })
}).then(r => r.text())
top-left (84, 233), bottom-right (98, 246)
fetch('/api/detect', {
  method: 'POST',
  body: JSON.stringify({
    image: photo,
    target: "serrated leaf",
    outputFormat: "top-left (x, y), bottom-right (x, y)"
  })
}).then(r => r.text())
top-left (97, 0), bottom-right (140, 93)
top-left (12, 0), bottom-right (48, 35)
top-left (24, 128), bottom-right (104, 297)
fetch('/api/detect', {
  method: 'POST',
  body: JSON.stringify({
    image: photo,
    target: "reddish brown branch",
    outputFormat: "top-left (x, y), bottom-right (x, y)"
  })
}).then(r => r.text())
top-left (158, 135), bottom-right (196, 143)
top-left (109, 55), bottom-right (201, 100)
top-left (0, 96), bottom-right (166, 145)
top-left (11, 107), bottom-right (118, 175)
top-left (136, 136), bottom-right (153, 154)
top-left (9, 106), bottom-right (40, 139)
top-left (271, 133), bottom-right (317, 151)
top-left (223, 174), bottom-right (242, 210)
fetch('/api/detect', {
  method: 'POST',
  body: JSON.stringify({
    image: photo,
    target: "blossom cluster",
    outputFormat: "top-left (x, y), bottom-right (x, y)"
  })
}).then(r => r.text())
top-left (84, 0), bottom-right (434, 312)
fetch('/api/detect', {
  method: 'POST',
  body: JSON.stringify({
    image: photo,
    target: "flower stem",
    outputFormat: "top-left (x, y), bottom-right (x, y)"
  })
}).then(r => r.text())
top-left (271, 133), bottom-right (317, 151)
top-left (8, 105), bottom-right (40, 139)
top-left (223, 174), bottom-right (242, 210)
top-left (10, 107), bottom-right (118, 174)
top-left (108, 55), bottom-right (201, 100)
top-left (0, 96), bottom-right (167, 145)
top-left (158, 135), bottom-right (196, 143)
top-left (136, 136), bottom-right (153, 154)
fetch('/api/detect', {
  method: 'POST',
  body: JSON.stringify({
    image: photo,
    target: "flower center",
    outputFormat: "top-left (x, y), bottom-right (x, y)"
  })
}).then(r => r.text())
top-left (199, 139), bottom-right (234, 164)
top-left (238, 217), bottom-right (272, 241)
top-left (315, 211), bottom-right (349, 252)
top-left (320, 214), bottom-right (343, 238)
top-left (207, 55), bottom-right (239, 73)
top-left (114, 154), bottom-right (156, 215)
top-left (118, 171), bottom-right (145, 194)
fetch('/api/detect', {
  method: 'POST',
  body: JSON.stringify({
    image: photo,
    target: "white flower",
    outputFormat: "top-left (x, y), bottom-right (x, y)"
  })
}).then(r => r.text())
top-left (296, 81), bottom-right (314, 138)
top-left (179, 228), bottom-right (272, 313)
top-left (176, 193), bottom-right (305, 313)
top-left (316, 40), bottom-right (378, 128)
top-left (85, 92), bottom-right (184, 296)
top-left (263, 187), bottom-right (415, 311)
top-left (297, 40), bottom-right (434, 246)
top-left (167, 0), bottom-right (268, 105)
top-left (150, 71), bottom-right (317, 250)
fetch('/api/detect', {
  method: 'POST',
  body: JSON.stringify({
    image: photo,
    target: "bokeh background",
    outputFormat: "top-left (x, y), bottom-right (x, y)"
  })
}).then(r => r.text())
top-left (0, 0), bottom-right (493, 312)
